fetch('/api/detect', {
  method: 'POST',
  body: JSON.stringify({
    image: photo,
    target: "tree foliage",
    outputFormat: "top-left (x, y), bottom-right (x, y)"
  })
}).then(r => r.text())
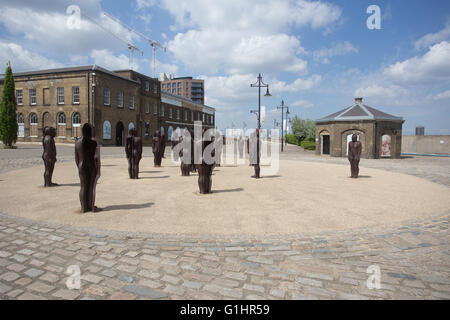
top-left (0, 62), bottom-right (18, 148)
top-left (289, 116), bottom-right (315, 142)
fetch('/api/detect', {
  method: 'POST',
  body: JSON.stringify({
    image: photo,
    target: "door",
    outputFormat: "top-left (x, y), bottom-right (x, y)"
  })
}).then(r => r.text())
top-left (116, 121), bottom-right (124, 146)
top-left (322, 135), bottom-right (330, 155)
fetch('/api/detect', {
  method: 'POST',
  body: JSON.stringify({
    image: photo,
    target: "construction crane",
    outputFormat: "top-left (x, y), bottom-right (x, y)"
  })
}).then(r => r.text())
top-left (81, 12), bottom-right (143, 70)
top-left (102, 11), bottom-right (167, 78)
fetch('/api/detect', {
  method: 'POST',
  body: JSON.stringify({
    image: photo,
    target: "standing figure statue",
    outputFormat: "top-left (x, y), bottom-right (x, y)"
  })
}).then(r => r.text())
top-left (190, 129), bottom-right (196, 173)
top-left (179, 132), bottom-right (191, 176)
top-left (75, 123), bottom-right (100, 213)
top-left (348, 134), bottom-right (362, 178)
top-left (42, 126), bottom-right (58, 187)
top-left (160, 133), bottom-right (166, 159)
top-left (171, 130), bottom-right (180, 162)
top-left (238, 135), bottom-right (244, 159)
top-left (126, 128), bottom-right (142, 179)
top-left (152, 130), bottom-right (162, 167)
top-left (196, 129), bottom-right (215, 194)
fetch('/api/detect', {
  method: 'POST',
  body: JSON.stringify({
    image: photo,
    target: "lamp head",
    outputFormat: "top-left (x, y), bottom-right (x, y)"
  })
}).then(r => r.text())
top-left (264, 87), bottom-right (271, 97)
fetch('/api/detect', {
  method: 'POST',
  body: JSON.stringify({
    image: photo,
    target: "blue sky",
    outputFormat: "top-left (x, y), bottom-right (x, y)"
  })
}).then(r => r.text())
top-left (0, 0), bottom-right (449, 134)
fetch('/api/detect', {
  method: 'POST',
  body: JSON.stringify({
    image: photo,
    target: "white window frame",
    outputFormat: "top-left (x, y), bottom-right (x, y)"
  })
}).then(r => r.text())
top-left (145, 101), bottom-right (149, 114)
top-left (16, 90), bottom-right (23, 105)
top-left (72, 113), bottom-right (81, 138)
top-left (29, 89), bottom-right (36, 105)
top-left (117, 91), bottom-right (123, 108)
top-left (17, 113), bottom-right (24, 137)
top-left (161, 104), bottom-right (165, 117)
top-left (176, 108), bottom-right (180, 120)
top-left (145, 81), bottom-right (150, 92)
top-left (104, 88), bottom-right (110, 106)
top-left (169, 107), bottom-right (172, 119)
top-left (57, 113), bottom-right (66, 138)
top-left (153, 103), bottom-right (157, 115)
top-left (29, 113), bottom-right (38, 137)
top-left (72, 86), bottom-right (80, 104)
top-left (57, 87), bottom-right (64, 104)
top-left (153, 83), bottom-right (158, 94)
top-left (129, 94), bottom-right (135, 110)
top-left (103, 120), bottom-right (112, 140)
top-left (184, 110), bottom-right (188, 121)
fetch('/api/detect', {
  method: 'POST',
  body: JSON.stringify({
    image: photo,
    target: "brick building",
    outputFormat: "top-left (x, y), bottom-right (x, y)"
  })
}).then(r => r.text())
top-left (160, 74), bottom-right (205, 104)
top-left (0, 66), bottom-right (215, 146)
top-left (315, 98), bottom-right (404, 159)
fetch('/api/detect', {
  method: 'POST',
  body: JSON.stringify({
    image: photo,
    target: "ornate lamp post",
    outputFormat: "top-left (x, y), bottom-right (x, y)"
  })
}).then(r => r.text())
top-left (277, 100), bottom-right (289, 152)
top-left (250, 73), bottom-right (271, 178)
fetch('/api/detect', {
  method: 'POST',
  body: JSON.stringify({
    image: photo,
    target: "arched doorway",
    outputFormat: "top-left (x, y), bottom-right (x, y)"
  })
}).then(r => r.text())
top-left (116, 121), bottom-right (124, 146)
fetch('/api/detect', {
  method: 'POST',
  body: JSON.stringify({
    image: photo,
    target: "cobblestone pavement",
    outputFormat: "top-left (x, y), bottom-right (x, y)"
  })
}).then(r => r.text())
top-left (0, 143), bottom-right (449, 300)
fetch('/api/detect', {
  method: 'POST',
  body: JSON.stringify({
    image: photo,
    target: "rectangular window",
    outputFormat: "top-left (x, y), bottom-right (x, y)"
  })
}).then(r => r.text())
top-left (169, 107), bottom-right (172, 119)
top-left (104, 88), bottom-right (110, 105)
top-left (57, 87), bottom-right (64, 104)
top-left (172, 88), bottom-right (176, 94)
top-left (117, 91), bottom-right (123, 108)
top-left (203, 113), bottom-right (205, 123)
top-left (145, 102), bottom-right (149, 114)
top-left (167, 83), bottom-right (171, 89)
top-left (72, 86), bottom-right (80, 104)
top-left (177, 82), bottom-right (181, 87)
top-left (29, 89), bottom-right (36, 105)
top-left (153, 83), bottom-right (158, 94)
top-left (153, 103), bottom-right (157, 115)
top-left (162, 84), bottom-right (166, 89)
top-left (184, 110), bottom-right (188, 121)
top-left (191, 111), bottom-right (194, 121)
top-left (145, 81), bottom-right (150, 91)
top-left (176, 109), bottom-right (180, 120)
top-left (16, 90), bottom-right (23, 105)
top-left (161, 104), bottom-right (165, 116)
top-left (129, 94), bottom-right (134, 109)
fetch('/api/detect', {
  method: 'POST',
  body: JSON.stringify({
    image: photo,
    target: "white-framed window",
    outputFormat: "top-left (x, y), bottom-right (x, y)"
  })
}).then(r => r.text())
top-left (169, 107), bottom-right (172, 119)
top-left (57, 112), bottom-right (66, 137)
top-left (103, 120), bottom-right (111, 140)
top-left (72, 86), bottom-right (80, 104)
top-left (168, 126), bottom-right (173, 141)
top-left (177, 82), bottom-right (181, 87)
top-left (167, 83), bottom-right (171, 89)
top-left (129, 94), bottom-right (134, 109)
top-left (203, 113), bottom-right (205, 123)
top-left (104, 88), bottom-right (110, 105)
top-left (162, 84), bottom-right (166, 89)
top-left (161, 104), bottom-right (165, 116)
top-left (57, 87), bottom-right (64, 104)
top-left (172, 88), bottom-right (176, 94)
top-left (16, 90), bottom-right (23, 105)
top-left (17, 113), bottom-right (24, 137)
top-left (145, 101), bottom-right (149, 114)
top-left (117, 91), bottom-right (123, 108)
top-left (153, 103), bottom-right (157, 115)
top-left (176, 108), bottom-right (180, 120)
top-left (184, 110), bottom-right (188, 121)
top-left (29, 113), bottom-right (38, 136)
top-left (29, 89), bottom-right (36, 105)
top-left (191, 111), bottom-right (194, 121)
top-left (72, 112), bottom-right (81, 138)
top-left (153, 83), bottom-right (157, 94)
top-left (145, 81), bottom-right (150, 91)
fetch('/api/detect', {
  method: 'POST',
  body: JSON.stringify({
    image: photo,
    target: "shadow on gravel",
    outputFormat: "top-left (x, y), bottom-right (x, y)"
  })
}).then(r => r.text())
top-left (101, 202), bottom-right (154, 212)
top-left (213, 188), bottom-right (244, 194)
top-left (139, 175), bottom-right (170, 179)
top-left (102, 165), bottom-right (118, 167)
top-left (57, 183), bottom-right (80, 187)
top-left (140, 171), bottom-right (163, 174)
top-left (261, 175), bottom-right (281, 179)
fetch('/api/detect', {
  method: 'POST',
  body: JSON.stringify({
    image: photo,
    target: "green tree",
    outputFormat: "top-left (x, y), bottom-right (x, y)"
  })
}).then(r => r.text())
top-left (0, 62), bottom-right (18, 148)
top-left (290, 116), bottom-right (315, 142)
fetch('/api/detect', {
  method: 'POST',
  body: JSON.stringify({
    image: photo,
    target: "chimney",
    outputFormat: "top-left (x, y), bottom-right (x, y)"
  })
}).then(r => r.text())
top-left (354, 97), bottom-right (363, 104)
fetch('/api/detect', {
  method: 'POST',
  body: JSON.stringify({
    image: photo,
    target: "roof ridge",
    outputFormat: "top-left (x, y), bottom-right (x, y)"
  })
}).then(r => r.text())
top-left (356, 102), bottom-right (374, 118)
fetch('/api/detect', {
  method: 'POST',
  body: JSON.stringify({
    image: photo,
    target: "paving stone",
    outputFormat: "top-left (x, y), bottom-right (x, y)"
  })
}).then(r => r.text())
top-left (28, 281), bottom-right (55, 293)
top-left (101, 269), bottom-right (117, 278)
top-left (243, 283), bottom-right (265, 293)
top-left (139, 279), bottom-right (163, 289)
top-left (297, 277), bottom-right (322, 287)
top-left (225, 271), bottom-right (247, 281)
top-left (17, 249), bottom-right (34, 256)
top-left (182, 280), bottom-right (203, 290)
top-left (116, 264), bottom-right (138, 273)
top-left (18, 292), bottom-right (47, 300)
top-left (0, 272), bottom-right (20, 282)
top-left (247, 256), bottom-right (274, 265)
top-left (7, 263), bottom-right (26, 272)
top-left (82, 274), bottom-right (104, 284)
top-left (39, 273), bottom-right (60, 283)
top-left (93, 258), bottom-right (115, 268)
top-left (161, 275), bottom-right (181, 285)
top-left (109, 292), bottom-right (136, 300)
top-left (6, 289), bottom-right (24, 298)
top-left (0, 282), bottom-right (12, 294)
top-left (24, 268), bottom-right (44, 278)
top-left (52, 289), bottom-right (81, 300)
top-left (291, 292), bottom-right (319, 300)
top-left (119, 275), bottom-right (139, 283)
top-left (124, 285), bottom-right (167, 299)
top-left (269, 288), bottom-right (286, 298)
top-left (11, 254), bottom-right (28, 263)
top-left (163, 284), bottom-right (186, 296)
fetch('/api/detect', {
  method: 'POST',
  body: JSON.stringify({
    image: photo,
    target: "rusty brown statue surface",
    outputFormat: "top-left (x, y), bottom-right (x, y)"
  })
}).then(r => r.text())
top-left (152, 130), bottom-right (162, 167)
top-left (179, 133), bottom-right (191, 176)
top-left (126, 128), bottom-right (142, 179)
top-left (196, 129), bottom-right (215, 194)
top-left (75, 123), bottom-right (100, 213)
top-left (42, 126), bottom-right (58, 187)
top-left (348, 133), bottom-right (362, 178)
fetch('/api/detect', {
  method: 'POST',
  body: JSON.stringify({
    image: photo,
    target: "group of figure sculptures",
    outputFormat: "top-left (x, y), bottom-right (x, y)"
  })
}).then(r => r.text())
top-left (41, 126), bottom-right (363, 212)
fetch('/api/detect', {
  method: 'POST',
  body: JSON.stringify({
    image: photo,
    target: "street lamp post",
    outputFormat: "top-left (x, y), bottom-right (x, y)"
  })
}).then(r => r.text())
top-left (250, 73), bottom-right (271, 179)
top-left (277, 100), bottom-right (289, 152)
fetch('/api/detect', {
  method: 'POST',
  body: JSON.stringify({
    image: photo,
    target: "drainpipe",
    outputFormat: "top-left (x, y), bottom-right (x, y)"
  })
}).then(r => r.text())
top-left (87, 72), bottom-right (90, 124)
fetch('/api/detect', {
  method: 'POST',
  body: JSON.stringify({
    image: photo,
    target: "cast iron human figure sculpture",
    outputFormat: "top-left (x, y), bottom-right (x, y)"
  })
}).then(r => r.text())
top-left (348, 133), bottom-right (362, 178)
top-left (126, 128), bottom-right (142, 179)
top-left (189, 129), bottom-right (196, 173)
top-left (91, 124), bottom-right (101, 211)
top-left (196, 129), bottom-right (215, 194)
top-left (152, 130), bottom-right (162, 167)
top-left (42, 126), bottom-right (58, 187)
top-left (178, 132), bottom-right (191, 176)
top-left (75, 123), bottom-right (99, 213)
top-left (160, 133), bottom-right (166, 159)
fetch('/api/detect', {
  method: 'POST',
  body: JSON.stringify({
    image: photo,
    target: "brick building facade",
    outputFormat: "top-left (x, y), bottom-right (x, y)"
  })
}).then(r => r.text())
top-left (0, 66), bottom-right (215, 146)
top-left (315, 98), bottom-right (404, 159)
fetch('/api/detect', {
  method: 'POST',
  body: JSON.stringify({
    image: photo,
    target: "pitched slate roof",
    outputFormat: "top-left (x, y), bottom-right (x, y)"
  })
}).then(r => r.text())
top-left (316, 98), bottom-right (403, 123)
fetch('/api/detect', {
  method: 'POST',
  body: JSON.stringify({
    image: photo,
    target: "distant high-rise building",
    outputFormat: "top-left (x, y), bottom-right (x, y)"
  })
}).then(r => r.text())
top-left (160, 75), bottom-right (204, 104)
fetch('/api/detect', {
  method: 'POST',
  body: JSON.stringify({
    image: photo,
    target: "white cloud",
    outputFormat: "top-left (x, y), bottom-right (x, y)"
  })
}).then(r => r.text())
top-left (90, 49), bottom-right (139, 71)
top-left (291, 99), bottom-right (314, 108)
top-left (0, 41), bottom-right (64, 72)
top-left (313, 41), bottom-right (358, 63)
top-left (272, 75), bottom-right (322, 93)
top-left (433, 90), bottom-right (450, 100)
top-left (414, 22), bottom-right (450, 51)
top-left (136, 0), bottom-right (157, 10)
top-left (383, 41), bottom-right (450, 85)
top-left (354, 85), bottom-right (407, 100)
